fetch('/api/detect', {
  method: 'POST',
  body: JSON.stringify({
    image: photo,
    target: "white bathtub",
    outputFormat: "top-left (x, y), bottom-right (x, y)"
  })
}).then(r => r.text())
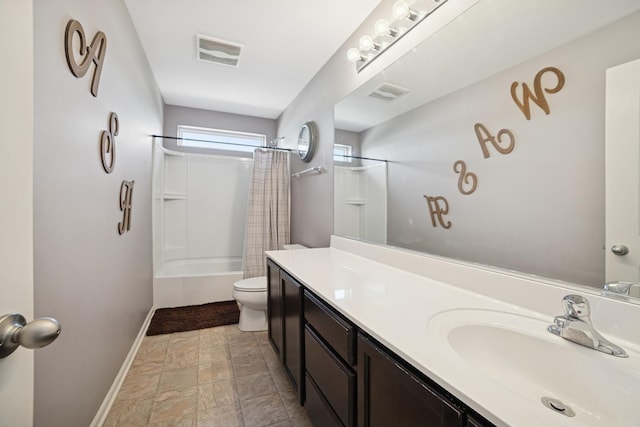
top-left (153, 258), bottom-right (243, 308)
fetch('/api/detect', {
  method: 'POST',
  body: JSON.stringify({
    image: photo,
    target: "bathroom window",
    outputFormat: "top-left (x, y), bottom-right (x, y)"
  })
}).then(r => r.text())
top-left (177, 125), bottom-right (266, 153)
top-left (333, 143), bottom-right (353, 162)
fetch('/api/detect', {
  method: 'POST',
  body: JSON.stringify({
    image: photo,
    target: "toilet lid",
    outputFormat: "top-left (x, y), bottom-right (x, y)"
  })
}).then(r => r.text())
top-left (233, 276), bottom-right (267, 292)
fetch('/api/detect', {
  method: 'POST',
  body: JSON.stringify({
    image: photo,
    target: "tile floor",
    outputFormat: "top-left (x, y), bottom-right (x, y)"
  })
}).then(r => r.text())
top-left (104, 324), bottom-right (313, 427)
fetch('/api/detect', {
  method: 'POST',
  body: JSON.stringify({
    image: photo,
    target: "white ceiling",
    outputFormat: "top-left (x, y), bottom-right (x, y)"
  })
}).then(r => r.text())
top-left (124, 0), bottom-right (381, 119)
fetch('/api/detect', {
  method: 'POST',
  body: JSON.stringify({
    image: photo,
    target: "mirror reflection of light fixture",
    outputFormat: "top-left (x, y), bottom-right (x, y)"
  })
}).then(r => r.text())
top-left (347, 47), bottom-right (366, 63)
top-left (374, 19), bottom-right (398, 37)
top-left (392, 0), bottom-right (419, 21)
top-left (347, 0), bottom-right (449, 72)
top-left (359, 35), bottom-right (381, 52)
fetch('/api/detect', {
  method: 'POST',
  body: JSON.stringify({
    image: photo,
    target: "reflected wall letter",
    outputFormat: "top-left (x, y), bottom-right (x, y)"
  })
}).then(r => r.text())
top-left (511, 66), bottom-right (565, 120)
top-left (453, 160), bottom-right (478, 195)
top-left (474, 123), bottom-right (515, 159)
top-left (424, 195), bottom-right (452, 229)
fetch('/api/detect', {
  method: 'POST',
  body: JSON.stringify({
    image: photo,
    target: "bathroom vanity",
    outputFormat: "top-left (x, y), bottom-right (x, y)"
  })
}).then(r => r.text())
top-left (266, 236), bottom-right (640, 427)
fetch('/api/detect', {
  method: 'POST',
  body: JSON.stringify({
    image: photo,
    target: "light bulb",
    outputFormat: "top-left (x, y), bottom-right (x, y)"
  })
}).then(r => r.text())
top-left (374, 18), bottom-right (397, 37)
top-left (359, 35), bottom-right (375, 52)
top-left (347, 48), bottom-right (363, 62)
top-left (392, 0), bottom-right (418, 21)
top-left (392, 0), bottom-right (410, 19)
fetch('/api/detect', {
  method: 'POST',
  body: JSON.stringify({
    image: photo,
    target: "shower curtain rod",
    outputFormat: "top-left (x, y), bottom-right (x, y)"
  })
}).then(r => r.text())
top-left (338, 155), bottom-right (388, 163)
top-left (152, 135), bottom-right (388, 162)
top-left (152, 135), bottom-right (295, 153)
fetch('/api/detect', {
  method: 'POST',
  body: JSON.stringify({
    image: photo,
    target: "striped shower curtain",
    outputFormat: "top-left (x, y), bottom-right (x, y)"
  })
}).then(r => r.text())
top-left (243, 149), bottom-right (290, 278)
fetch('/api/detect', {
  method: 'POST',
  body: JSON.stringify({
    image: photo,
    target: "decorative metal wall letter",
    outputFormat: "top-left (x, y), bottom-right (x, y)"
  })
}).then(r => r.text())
top-left (64, 19), bottom-right (107, 97)
top-left (453, 160), bottom-right (478, 195)
top-left (424, 195), bottom-right (452, 229)
top-left (118, 180), bottom-right (135, 235)
top-left (474, 123), bottom-right (515, 159)
top-left (510, 66), bottom-right (565, 120)
top-left (100, 112), bottom-right (119, 173)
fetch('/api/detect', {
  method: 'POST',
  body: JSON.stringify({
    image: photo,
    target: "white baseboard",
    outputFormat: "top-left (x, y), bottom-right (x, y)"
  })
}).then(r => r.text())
top-left (90, 306), bottom-right (156, 427)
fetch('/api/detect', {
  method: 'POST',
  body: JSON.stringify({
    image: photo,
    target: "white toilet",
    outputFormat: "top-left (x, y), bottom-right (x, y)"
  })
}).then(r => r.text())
top-left (233, 244), bottom-right (307, 331)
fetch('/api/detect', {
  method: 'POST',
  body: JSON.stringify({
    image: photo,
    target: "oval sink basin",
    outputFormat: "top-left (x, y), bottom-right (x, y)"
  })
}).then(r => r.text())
top-left (427, 309), bottom-right (640, 426)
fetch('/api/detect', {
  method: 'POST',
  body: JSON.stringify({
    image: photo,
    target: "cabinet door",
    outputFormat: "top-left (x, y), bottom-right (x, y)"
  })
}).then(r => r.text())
top-left (267, 259), bottom-right (283, 361)
top-left (282, 270), bottom-right (304, 403)
top-left (358, 334), bottom-right (465, 427)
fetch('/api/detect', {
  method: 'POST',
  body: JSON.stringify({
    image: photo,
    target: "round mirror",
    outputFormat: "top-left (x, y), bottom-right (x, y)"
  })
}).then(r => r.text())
top-left (297, 121), bottom-right (317, 162)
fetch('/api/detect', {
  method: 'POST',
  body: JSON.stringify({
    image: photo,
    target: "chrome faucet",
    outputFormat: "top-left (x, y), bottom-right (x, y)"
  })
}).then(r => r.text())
top-left (602, 281), bottom-right (640, 300)
top-left (547, 294), bottom-right (628, 358)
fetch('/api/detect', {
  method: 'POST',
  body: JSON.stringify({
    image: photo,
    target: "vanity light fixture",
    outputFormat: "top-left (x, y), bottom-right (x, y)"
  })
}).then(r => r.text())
top-left (347, 0), bottom-right (448, 72)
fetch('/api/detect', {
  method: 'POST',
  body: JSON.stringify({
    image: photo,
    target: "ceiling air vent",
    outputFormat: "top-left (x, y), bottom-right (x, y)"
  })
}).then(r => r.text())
top-left (196, 34), bottom-right (243, 67)
top-left (368, 82), bottom-right (410, 102)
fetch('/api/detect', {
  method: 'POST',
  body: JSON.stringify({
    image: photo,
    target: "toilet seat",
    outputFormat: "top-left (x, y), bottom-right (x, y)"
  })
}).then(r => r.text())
top-left (233, 276), bottom-right (267, 292)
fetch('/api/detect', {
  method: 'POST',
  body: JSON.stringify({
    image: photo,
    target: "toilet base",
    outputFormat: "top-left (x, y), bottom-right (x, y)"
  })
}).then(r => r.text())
top-left (237, 305), bottom-right (267, 331)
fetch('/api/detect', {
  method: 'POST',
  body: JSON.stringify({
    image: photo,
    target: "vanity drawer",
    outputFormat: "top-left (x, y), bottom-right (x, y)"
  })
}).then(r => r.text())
top-left (305, 373), bottom-right (343, 427)
top-left (304, 290), bottom-right (355, 365)
top-left (305, 325), bottom-right (355, 427)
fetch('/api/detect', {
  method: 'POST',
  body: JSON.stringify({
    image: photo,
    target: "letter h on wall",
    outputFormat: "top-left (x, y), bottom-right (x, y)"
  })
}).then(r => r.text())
top-left (118, 180), bottom-right (134, 235)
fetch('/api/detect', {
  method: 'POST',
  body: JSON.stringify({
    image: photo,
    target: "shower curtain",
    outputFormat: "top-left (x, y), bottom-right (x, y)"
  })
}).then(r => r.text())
top-left (243, 149), bottom-right (290, 278)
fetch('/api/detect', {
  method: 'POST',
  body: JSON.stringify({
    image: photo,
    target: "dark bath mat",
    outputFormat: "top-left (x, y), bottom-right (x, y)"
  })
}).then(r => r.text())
top-left (146, 300), bottom-right (240, 336)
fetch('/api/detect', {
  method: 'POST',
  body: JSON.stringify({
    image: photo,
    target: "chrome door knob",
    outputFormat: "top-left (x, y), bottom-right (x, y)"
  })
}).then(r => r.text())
top-left (0, 313), bottom-right (61, 358)
top-left (611, 245), bottom-right (630, 256)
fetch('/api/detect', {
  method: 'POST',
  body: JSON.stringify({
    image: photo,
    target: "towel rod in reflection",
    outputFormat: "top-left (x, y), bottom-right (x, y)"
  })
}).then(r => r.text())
top-left (292, 166), bottom-right (323, 179)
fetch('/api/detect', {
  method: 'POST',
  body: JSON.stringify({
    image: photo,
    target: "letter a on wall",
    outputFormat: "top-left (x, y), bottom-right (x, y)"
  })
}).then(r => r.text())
top-left (64, 19), bottom-right (107, 97)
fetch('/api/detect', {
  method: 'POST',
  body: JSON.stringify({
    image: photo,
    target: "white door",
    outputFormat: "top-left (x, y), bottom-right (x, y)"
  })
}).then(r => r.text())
top-left (0, 0), bottom-right (35, 425)
top-left (605, 58), bottom-right (640, 282)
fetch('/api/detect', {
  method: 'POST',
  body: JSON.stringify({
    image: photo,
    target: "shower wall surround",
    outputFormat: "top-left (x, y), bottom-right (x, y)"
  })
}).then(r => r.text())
top-left (152, 141), bottom-right (253, 272)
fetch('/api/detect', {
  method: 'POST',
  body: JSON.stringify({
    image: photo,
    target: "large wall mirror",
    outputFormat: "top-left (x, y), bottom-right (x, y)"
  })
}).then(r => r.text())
top-left (334, 0), bottom-right (640, 290)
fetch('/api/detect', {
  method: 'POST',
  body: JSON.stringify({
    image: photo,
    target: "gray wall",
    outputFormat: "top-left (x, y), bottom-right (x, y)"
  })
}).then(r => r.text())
top-left (163, 104), bottom-right (277, 157)
top-left (33, 0), bottom-right (163, 425)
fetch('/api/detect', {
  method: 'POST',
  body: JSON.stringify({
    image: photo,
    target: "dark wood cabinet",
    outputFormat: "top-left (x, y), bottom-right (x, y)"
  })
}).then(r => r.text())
top-left (304, 290), bottom-right (356, 427)
top-left (358, 333), bottom-right (465, 427)
top-left (267, 259), bottom-right (494, 427)
top-left (282, 270), bottom-right (304, 403)
top-left (304, 291), bottom-right (355, 365)
top-left (267, 261), bottom-right (304, 403)
top-left (466, 415), bottom-right (487, 427)
top-left (267, 259), bottom-right (283, 361)
top-left (305, 325), bottom-right (356, 426)
top-left (305, 373), bottom-right (343, 427)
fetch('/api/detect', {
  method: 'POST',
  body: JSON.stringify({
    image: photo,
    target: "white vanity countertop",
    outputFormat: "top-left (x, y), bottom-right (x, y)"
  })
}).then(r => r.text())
top-left (266, 240), bottom-right (640, 427)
